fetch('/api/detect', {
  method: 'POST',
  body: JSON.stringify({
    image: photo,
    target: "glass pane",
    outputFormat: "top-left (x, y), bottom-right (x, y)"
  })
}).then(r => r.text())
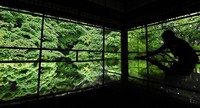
top-left (128, 28), bottom-right (146, 52)
top-left (0, 49), bottom-right (39, 61)
top-left (128, 27), bottom-right (147, 79)
top-left (77, 51), bottom-right (102, 61)
top-left (78, 51), bottom-right (89, 61)
top-left (128, 53), bottom-right (147, 79)
top-left (105, 59), bottom-right (121, 72)
top-left (73, 61), bottom-right (103, 88)
top-left (148, 27), bottom-right (164, 51)
top-left (68, 51), bottom-right (76, 61)
top-left (43, 17), bottom-right (84, 49)
top-left (104, 73), bottom-right (121, 83)
top-left (105, 29), bottom-right (121, 52)
top-left (0, 63), bottom-right (38, 101)
top-left (72, 25), bottom-right (103, 51)
top-left (89, 51), bottom-right (102, 60)
top-left (104, 59), bottom-right (121, 83)
top-left (40, 62), bottom-right (75, 95)
top-left (41, 50), bottom-right (66, 61)
top-left (105, 53), bottom-right (121, 73)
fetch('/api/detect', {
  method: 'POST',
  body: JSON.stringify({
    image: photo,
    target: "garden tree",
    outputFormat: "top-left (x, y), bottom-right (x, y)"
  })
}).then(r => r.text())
top-left (43, 18), bottom-right (86, 49)
top-left (0, 9), bottom-right (87, 99)
top-left (105, 31), bottom-right (121, 52)
top-left (0, 63), bottom-right (38, 100)
top-left (0, 10), bottom-right (42, 100)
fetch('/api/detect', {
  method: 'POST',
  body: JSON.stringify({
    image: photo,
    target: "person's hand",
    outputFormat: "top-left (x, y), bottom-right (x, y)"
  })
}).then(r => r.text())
top-left (148, 60), bottom-right (160, 65)
top-left (134, 56), bottom-right (147, 60)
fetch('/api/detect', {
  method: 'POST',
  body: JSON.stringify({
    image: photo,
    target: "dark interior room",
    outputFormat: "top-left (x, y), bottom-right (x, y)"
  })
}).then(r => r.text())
top-left (1, 0), bottom-right (200, 107)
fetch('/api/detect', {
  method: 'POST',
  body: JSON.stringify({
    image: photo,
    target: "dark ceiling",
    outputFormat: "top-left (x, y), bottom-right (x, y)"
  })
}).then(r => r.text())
top-left (1, 0), bottom-right (200, 29)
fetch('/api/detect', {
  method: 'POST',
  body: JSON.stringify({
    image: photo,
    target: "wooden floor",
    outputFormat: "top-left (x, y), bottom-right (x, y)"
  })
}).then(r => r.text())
top-left (2, 82), bottom-right (200, 108)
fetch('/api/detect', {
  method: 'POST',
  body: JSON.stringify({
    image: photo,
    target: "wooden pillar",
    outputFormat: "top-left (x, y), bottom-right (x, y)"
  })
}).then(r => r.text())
top-left (121, 29), bottom-right (128, 84)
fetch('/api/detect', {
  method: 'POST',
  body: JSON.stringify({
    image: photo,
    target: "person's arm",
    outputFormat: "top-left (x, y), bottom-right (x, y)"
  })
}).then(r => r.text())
top-left (148, 44), bottom-right (167, 56)
top-left (135, 44), bottom-right (167, 60)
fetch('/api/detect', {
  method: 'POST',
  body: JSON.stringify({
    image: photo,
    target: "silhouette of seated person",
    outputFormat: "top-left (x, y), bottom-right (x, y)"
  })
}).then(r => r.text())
top-left (135, 30), bottom-right (199, 76)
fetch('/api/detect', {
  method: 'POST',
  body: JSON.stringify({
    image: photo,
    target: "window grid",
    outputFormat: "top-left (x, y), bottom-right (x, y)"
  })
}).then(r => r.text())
top-left (0, 7), bottom-right (121, 104)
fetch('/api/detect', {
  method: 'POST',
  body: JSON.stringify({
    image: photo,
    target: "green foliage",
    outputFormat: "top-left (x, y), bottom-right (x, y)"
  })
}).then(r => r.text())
top-left (128, 14), bottom-right (200, 79)
top-left (128, 29), bottom-right (146, 52)
top-left (2, 6), bottom-right (199, 102)
top-left (106, 31), bottom-right (121, 52)
top-left (0, 8), bottom-right (121, 101)
top-left (0, 63), bottom-right (38, 100)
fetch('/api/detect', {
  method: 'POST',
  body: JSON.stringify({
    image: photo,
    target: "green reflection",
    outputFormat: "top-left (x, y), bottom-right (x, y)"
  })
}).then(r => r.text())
top-left (0, 63), bottom-right (38, 101)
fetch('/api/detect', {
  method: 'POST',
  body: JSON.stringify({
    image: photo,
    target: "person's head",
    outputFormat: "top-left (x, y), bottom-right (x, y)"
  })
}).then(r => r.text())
top-left (161, 29), bottom-right (176, 43)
